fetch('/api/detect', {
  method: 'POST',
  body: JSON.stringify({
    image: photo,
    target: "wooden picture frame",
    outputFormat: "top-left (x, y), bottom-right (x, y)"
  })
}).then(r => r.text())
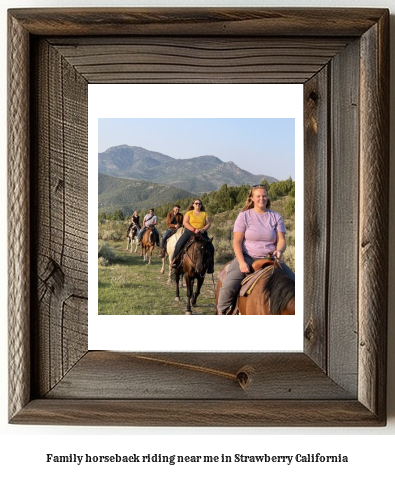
top-left (8, 8), bottom-right (389, 426)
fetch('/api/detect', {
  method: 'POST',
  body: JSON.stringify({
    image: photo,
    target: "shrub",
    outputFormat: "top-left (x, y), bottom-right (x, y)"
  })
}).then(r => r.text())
top-left (98, 241), bottom-right (116, 264)
top-left (98, 220), bottom-right (126, 242)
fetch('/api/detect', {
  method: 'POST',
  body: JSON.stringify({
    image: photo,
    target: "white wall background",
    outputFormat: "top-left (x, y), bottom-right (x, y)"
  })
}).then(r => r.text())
top-left (2, 1), bottom-right (394, 476)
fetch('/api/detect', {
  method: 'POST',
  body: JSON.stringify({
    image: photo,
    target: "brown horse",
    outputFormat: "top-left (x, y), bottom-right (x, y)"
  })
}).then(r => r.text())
top-left (126, 224), bottom-right (139, 253)
top-left (141, 226), bottom-right (156, 264)
top-left (174, 233), bottom-right (212, 315)
top-left (215, 259), bottom-right (295, 315)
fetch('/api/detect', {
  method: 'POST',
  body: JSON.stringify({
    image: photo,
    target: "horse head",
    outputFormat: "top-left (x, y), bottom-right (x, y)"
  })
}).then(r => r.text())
top-left (192, 234), bottom-right (212, 275)
top-left (264, 269), bottom-right (295, 315)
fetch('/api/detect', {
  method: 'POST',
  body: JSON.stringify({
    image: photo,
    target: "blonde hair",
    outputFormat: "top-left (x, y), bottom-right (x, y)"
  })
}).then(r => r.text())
top-left (242, 186), bottom-right (271, 211)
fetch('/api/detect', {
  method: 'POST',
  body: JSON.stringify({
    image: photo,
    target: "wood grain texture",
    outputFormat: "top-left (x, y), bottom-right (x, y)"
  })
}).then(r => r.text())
top-left (8, 13), bottom-right (31, 421)
top-left (46, 352), bottom-right (354, 400)
top-left (359, 12), bottom-right (389, 419)
top-left (303, 68), bottom-right (330, 371)
top-left (7, 8), bottom-right (389, 426)
top-left (11, 399), bottom-right (383, 427)
top-left (8, 8), bottom-right (387, 37)
top-left (327, 39), bottom-right (360, 396)
top-left (31, 39), bottom-right (88, 398)
top-left (49, 37), bottom-right (350, 84)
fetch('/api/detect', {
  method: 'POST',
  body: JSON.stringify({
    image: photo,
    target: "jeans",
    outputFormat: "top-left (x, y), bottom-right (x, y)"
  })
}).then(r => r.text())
top-left (161, 228), bottom-right (173, 248)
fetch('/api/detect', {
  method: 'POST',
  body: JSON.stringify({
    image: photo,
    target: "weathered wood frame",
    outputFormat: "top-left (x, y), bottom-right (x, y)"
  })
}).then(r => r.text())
top-left (8, 8), bottom-right (389, 426)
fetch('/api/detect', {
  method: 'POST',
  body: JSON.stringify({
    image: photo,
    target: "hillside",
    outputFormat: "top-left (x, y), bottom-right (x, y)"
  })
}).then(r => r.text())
top-left (98, 145), bottom-right (278, 195)
top-left (98, 173), bottom-right (194, 215)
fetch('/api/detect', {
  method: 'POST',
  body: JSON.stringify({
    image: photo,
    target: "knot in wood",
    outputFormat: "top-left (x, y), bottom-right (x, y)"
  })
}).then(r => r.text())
top-left (236, 365), bottom-right (255, 390)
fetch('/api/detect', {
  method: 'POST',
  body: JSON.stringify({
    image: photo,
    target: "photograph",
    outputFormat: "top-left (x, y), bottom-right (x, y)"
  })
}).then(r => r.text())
top-left (97, 118), bottom-right (296, 316)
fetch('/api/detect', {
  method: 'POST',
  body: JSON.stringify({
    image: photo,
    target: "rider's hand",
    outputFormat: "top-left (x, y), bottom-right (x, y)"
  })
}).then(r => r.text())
top-left (273, 250), bottom-right (282, 260)
top-left (239, 261), bottom-right (250, 274)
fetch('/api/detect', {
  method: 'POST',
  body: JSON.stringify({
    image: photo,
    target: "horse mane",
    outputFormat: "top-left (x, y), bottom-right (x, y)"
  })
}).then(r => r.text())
top-left (264, 268), bottom-right (295, 315)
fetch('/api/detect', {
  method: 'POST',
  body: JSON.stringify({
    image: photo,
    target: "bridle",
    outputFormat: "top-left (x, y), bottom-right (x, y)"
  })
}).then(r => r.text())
top-left (185, 234), bottom-right (209, 277)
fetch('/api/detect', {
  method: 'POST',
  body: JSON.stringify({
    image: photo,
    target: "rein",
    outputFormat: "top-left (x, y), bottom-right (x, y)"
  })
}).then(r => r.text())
top-left (184, 235), bottom-right (210, 277)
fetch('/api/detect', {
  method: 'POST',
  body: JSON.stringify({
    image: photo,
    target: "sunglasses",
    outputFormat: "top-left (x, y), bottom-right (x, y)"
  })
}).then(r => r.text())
top-left (194, 202), bottom-right (202, 205)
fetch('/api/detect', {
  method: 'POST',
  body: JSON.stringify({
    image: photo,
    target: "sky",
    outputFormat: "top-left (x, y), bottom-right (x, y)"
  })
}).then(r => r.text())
top-left (98, 118), bottom-right (295, 180)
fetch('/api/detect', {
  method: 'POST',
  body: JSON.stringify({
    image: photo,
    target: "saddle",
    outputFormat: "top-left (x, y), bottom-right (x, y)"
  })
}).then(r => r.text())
top-left (218, 258), bottom-right (277, 298)
top-left (239, 263), bottom-right (274, 296)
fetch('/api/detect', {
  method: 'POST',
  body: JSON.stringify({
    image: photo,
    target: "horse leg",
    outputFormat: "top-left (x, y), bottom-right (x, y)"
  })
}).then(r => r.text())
top-left (185, 276), bottom-right (193, 314)
top-left (166, 254), bottom-right (173, 282)
top-left (174, 269), bottom-right (180, 302)
top-left (191, 275), bottom-right (203, 307)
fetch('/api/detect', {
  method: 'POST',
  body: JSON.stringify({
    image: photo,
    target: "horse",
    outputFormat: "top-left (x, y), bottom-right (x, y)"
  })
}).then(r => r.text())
top-left (126, 224), bottom-right (140, 253)
top-left (140, 225), bottom-right (156, 264)
top-left (174, 233), bottom-right (212, 315)
top-left (215, 258), bottom-right (295, 315)
top-left (160, 227), bottom-right (184, 281)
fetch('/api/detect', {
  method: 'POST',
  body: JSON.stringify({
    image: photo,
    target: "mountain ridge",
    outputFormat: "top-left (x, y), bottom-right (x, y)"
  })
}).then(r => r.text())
top-left (98, 145), bottom-right (278, 194)
top-left (98, 173), bottom-right (194, 215)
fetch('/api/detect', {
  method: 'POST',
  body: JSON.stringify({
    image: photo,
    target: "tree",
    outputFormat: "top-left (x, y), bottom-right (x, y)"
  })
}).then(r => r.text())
top-left (111, 209), bottom-right (124, 221)
top-left (260, 178), bottom-right (270, 190)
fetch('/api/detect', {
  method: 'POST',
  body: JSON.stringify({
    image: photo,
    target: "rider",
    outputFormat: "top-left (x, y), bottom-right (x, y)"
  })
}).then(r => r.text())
top-left (171, 198), bottom-right (214, 274)
top-left (159, 204), bottom-right (184, 257)
top-left (138, 208), bottom-right (160, 246)
top-left (126, 210), bottom-right (141, 236)
top-left (216, 184), bottom-right (294, 315)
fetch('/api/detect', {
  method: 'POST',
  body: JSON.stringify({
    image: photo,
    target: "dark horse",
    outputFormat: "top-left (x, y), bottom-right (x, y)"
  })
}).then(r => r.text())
top-left (215, 258), bottom-right (295, 315)
top-left (174, 233), bottom-right (212, 315)
top-left (140, 225), bottom-right (156, 264)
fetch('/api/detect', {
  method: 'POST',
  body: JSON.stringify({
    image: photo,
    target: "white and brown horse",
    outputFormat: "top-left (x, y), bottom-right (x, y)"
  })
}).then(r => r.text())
top-left (160, 227), bottom-right (184, 281)
top-left (126, 224), bottom-right (140, 253)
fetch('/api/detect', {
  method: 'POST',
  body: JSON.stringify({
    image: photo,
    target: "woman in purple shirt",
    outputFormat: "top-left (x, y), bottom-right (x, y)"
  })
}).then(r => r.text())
top-left (217, 185), bottom-right (294, 315)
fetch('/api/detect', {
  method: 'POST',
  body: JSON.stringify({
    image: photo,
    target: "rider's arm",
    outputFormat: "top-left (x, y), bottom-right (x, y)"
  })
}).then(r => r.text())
top-left (233, 232), bottom-right (250, 273)
top-left (197, 215), bottom-right (210, 233)
top-left (273, 231), bottom-right (286, 260)
top-left (166, 212), bottom-right (173, 228)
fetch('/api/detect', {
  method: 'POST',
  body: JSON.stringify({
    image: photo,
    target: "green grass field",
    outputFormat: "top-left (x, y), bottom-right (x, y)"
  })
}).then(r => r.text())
top-left (98, 241), bottom-right (223, 315)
